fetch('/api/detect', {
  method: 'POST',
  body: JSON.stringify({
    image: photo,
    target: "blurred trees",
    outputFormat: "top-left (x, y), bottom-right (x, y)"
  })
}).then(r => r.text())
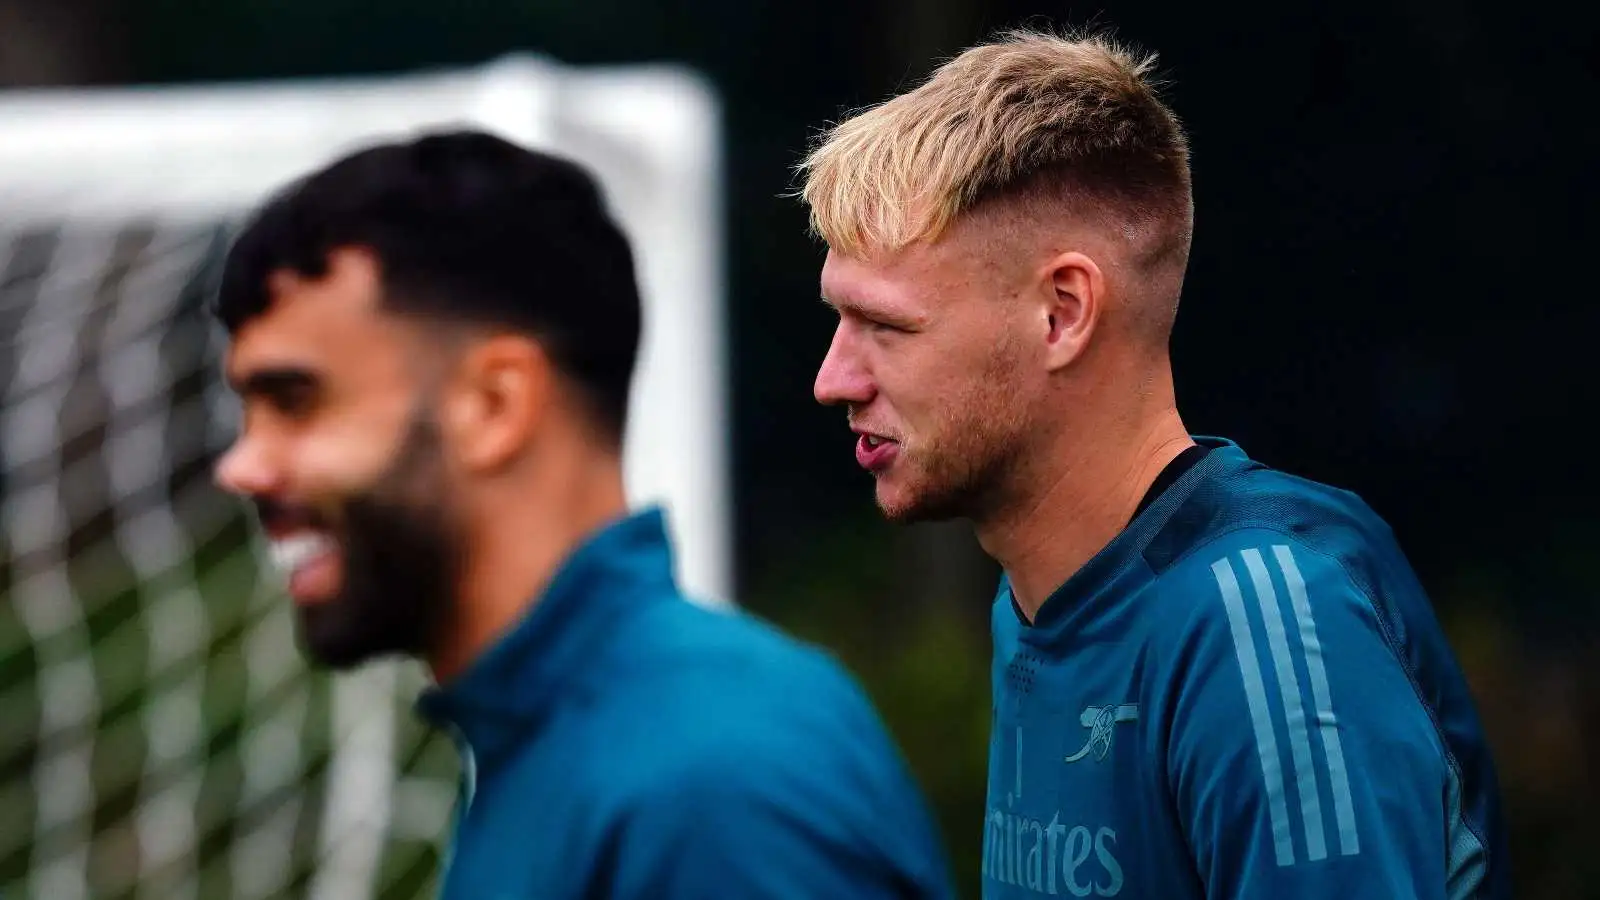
top-left (0, 0), bottom-right (126, 85)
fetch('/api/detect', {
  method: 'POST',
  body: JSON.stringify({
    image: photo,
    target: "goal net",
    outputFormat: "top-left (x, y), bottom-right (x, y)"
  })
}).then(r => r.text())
top-left (0, 57), bottom-right (728, 900)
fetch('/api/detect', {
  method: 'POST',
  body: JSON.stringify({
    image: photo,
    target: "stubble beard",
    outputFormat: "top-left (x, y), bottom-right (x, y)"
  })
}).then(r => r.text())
top-left (877, 383), bottom-right (1032, 526)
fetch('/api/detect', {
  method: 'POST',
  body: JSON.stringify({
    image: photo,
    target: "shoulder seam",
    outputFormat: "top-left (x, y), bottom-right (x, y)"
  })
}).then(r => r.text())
top-left (1150, 523), bottom-right (1284, 575)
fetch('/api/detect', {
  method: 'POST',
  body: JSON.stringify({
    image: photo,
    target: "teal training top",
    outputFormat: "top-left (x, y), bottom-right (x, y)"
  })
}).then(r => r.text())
top-left (984, 437), bottom-right (1508, 899)
top-left (418, 508), bottom-right (955, 900)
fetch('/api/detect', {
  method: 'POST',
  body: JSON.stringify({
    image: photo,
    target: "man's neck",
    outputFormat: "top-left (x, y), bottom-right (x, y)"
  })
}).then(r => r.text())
top-left (976, 405), bottom-right (1193, 622)
top-left (429, 444), bottom-right (628, 683)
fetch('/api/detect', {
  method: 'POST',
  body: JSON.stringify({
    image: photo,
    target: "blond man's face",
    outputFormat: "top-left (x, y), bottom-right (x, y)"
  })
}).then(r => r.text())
top-left (813, 229), bottom-right (1046, 523)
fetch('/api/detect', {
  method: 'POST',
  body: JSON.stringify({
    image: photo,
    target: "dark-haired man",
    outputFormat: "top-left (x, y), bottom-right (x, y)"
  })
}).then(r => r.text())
top-left (212, 129), bottom-right (954, 900)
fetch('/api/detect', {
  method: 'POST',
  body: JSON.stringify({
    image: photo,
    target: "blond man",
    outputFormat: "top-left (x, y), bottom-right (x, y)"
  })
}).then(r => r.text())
top-left (801, 28), bottom-right (1509, 899)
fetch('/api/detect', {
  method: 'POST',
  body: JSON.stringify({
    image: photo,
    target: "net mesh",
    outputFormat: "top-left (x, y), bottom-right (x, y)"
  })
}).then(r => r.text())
top-left (0, 220), bottom-right (460, 900)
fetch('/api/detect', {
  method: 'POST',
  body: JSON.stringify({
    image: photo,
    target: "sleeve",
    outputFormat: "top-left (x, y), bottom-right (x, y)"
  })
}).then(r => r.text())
top-left (1168, 538), bottom-right (1450, 899)
top-left (602, 745), bottom-right (951, 900)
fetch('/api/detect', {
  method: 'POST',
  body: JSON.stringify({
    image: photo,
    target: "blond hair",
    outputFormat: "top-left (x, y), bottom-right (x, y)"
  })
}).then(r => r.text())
top-left (798, 28), bottom-right (1193, 267)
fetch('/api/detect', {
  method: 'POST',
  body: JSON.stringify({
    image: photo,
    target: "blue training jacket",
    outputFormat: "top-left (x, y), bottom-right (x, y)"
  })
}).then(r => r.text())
top-left (417, 508), bottom-right (955, 900)
top-left (984, 437), bottom-right (1509, 899)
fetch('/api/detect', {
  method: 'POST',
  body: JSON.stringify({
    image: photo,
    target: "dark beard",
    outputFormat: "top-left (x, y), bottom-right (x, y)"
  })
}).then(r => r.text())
top-left (295, 415), bottom-right (460, 670)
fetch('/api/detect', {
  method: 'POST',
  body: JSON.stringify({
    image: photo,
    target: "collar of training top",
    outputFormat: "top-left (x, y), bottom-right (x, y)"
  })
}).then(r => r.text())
top-left (1013, 435), bottom-right (1249, 638)
top-left (414, 506), bottom-right (679, 762)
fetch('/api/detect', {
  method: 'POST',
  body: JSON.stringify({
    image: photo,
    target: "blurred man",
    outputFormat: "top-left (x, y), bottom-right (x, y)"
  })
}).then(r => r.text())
top-left (801, 28), bottom-right (1509, 899)
top-left (211, 130), bottom-right (954, 900)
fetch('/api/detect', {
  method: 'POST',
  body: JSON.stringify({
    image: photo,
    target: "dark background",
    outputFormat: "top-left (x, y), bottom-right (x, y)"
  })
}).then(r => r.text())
top-left (4, 0), bottom-right (1595, 896)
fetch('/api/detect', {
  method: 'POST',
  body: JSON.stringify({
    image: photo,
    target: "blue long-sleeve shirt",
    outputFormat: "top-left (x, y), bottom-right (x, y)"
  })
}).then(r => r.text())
top-left (984, 437), bottom-right (1508, 898)
top-left (418, 508), bottom-right (955, 900)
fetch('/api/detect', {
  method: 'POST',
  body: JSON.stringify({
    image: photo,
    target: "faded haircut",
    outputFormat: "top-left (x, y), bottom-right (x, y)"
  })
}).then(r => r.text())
top-left (798, 27), bottom-right (1194, 290)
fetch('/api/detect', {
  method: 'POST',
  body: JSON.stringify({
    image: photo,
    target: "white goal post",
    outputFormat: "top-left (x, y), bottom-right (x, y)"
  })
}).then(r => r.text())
top-left (0, 56), bottom-right (728, 900)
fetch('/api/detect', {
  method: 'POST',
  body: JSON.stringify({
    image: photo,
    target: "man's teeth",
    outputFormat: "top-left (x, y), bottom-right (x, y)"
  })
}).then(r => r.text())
top-left (268, 533), bottom-right (336, 575)
top-left (866, 435), bottom-right (886, 447)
